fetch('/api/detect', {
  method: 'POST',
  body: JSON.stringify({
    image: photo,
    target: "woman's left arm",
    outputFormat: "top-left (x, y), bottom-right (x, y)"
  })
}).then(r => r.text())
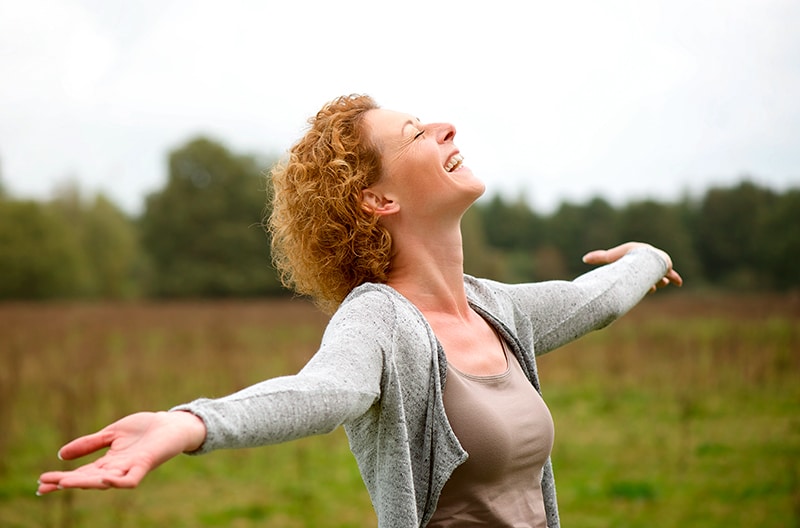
top-left (500, 242), bottom-right (681, 355)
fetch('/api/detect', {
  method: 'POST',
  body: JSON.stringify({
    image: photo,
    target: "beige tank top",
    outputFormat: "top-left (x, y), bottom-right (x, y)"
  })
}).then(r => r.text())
top-left (428, 341), bottom-right (555, 527)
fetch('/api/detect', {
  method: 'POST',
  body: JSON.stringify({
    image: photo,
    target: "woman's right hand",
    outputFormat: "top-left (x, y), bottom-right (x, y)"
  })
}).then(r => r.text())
top-left (37, 411), bottom-right (206, 495)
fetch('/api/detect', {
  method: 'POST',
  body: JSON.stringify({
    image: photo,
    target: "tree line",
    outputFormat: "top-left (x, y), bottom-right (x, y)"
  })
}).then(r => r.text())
top-left (1, 136), bottom-right (797, 300)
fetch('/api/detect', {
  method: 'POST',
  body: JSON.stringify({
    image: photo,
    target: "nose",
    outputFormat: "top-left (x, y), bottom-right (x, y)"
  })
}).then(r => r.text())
top-left (433, 122), bottom-right (456, 143)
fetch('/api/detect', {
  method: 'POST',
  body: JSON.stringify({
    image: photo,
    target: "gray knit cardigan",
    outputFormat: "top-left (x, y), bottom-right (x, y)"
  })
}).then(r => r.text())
top-left (173, 247), bottom-right (667, 527)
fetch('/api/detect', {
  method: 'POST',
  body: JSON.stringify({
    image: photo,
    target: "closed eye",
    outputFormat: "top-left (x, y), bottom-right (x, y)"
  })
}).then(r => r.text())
top-left (414, 129), bottom-right (424, 139)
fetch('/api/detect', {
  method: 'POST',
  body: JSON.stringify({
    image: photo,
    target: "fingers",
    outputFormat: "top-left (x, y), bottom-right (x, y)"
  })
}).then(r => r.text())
top-left (36, 481), bottom-right (61, 495)
top-left (57, 429), bottom-right (113, 461)
top-left (666, 268), bottom-right (683, 287)
top-left (37, 464), bottom-right (144, 495)
top-left (648, 269), bottom-right (683, 293)
top-left (38, 473), bottom-right (112, 493)
top-left (104, 465), bottom-right (148, 489)
top-left (649, 277), bottom-right (668, 293)
top-left (37, 471), bottom-right (110, 495)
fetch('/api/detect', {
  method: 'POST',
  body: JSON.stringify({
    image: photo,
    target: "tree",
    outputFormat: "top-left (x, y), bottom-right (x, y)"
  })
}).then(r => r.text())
top-left (694, 181), bottom-right (777, 289)
top-left (462, 206), bottom-right (505, 281)
top-left (0, 200), bottom-right (86, 298)
top-left (617, 199), bottom-right (701, 286)
top-left (544, 197), bottom-right (620, 277)
top-left (479, 194), bottom-right (544, 250)
top-left (760, 189), bottom-right (800, 289)
top-left (45, 182), bottom-right (145, 298)
top-left (82, 194), bottom-right (144, 298)
top-left (140, 137), bottom-right (281, 297)
top-left (473, 195), bottom-right (549, 283)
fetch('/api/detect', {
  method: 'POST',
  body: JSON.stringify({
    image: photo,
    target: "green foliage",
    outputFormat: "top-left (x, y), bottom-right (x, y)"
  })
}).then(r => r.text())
top-left (481, 194), bottom-right (545, 250)
top-left (50, 184), bottom-right (145, 298)
top-left (0, 200), bottom-right (86, 298)
top-left (81, 195), bottom-right (146, 298)
top-left (546, 197), bottom-right (621, 277)
top-left (0, 183), bottom-right (144, 299)
top-left (617, 199), bottom-right (702, 285)
top-left (473, 179), bottom-right (798, 289)
top-left (461, 206), bottom-right (505, 279)
top-left (758, 189), bottom-right (800, 289)
top-left (1, 129), bottom-right (796, 299)
top-left (693, 181), bottom-right (779, 289)
top-left (139, 137), bottom-right (282, 297)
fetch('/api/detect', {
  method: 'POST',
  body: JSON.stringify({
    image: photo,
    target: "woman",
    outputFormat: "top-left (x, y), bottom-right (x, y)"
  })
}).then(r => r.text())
top-left (37, 94), bottom-right (682, 527)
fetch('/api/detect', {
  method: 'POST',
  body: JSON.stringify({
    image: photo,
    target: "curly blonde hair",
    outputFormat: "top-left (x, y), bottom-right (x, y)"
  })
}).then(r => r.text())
top-left (267, 94), bottom-right (392, 313)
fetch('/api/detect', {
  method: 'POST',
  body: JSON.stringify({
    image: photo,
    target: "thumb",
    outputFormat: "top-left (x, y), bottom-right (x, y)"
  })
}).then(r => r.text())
top-left (582, 242), bottom-right (646, 266)
top-left (57, 429), bottom-right (112, 461)
top-left (581, 249), bottom-right (609, 265)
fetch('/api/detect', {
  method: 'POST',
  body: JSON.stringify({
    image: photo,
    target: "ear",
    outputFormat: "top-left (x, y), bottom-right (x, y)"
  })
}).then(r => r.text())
top-left (361, 188), bottom-right (400, 217)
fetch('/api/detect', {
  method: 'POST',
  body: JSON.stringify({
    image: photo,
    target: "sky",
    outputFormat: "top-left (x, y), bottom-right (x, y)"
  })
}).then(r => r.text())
top-left (1, 0), bottom-right (799, 215)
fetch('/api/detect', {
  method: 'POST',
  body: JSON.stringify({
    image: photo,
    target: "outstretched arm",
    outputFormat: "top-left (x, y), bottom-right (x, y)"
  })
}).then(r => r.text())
top-left (482, 242), bottom-right (683, 355)
top-left (37, 293), bottom-right (387, 495)
top-left (37, 410), bottom-right (206, 495)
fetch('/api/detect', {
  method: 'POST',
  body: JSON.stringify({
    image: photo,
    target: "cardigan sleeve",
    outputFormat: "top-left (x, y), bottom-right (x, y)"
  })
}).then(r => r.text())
top-left (485, 247), bottom-right (668, 355)
top-left (171, 290), bottom-right (391, 454)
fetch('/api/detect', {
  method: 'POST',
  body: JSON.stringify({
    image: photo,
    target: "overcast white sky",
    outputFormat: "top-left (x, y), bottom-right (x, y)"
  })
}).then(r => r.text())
top-left (1, 0), bottom-right (799, 215)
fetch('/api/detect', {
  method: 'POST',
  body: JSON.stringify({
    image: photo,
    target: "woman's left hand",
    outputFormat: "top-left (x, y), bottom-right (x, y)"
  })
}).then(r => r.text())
top-left (581, 242), bottom-right (683, 292)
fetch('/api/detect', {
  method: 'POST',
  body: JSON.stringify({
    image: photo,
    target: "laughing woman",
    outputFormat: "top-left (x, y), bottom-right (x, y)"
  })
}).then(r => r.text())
top-left (38, 94), bottom-right (681, 527)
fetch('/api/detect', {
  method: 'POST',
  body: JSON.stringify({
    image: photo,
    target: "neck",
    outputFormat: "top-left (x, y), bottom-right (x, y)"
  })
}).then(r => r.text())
top-left (385, 220), bottom-right (470, 317)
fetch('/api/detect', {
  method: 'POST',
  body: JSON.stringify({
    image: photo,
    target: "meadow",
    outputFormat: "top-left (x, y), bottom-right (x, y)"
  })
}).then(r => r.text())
top-left (0, 293), bottom-right (798, 527)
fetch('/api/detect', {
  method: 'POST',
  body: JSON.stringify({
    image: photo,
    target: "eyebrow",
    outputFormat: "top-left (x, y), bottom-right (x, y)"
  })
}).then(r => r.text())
top-left (390, 118), bottom-right (422, 158)
top-left (401, 118), bottom-right (422, 134)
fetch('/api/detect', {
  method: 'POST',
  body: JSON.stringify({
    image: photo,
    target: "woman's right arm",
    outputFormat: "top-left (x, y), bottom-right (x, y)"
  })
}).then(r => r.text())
top-left (171, 291), bottom-right (388, 453)
top-left (37, 289), bottom-right (390, 494)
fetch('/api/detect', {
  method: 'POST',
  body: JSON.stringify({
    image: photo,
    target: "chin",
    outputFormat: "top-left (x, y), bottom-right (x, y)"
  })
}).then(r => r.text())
top-left (461, 182), bottom-right (485, 211)
top-left (454, 166), bottom-right (484, 193)
top-left (464, 173), bottom-right (486, 200)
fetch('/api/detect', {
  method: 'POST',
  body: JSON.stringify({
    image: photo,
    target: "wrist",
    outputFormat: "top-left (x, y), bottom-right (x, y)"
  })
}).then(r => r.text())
top-left (165, 410), bottom-right (207, 453)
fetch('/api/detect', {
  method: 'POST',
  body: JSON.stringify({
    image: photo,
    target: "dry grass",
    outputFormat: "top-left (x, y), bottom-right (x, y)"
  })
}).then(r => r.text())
top-left (537, 292), bottom-right (800, 527)
top-left (0, 293), bottom-right (798, 527)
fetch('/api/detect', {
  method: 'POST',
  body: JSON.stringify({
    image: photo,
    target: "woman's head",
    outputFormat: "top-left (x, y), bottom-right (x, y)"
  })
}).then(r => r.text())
top-left (359, 108), bottom-right (484, 222)
top-left (268, 94), bottom-right (390, 313)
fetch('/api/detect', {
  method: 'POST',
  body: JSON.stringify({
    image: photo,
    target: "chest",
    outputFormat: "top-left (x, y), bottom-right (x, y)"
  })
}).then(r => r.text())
top-left (429, 314), bottom-right (508, 376)
top-left (444, 356), bottom-right (554, 479)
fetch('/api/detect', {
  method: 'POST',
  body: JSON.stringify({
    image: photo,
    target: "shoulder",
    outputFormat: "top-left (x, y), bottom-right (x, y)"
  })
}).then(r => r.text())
top-left (328, 283), bottom-right (438, 372)
top-left (327, 283), bottom-right (398, 332)
top-left (464, 274), bottom-right (504, 302)
top-left (464, 275), bottom-right (521, 316)
top-left (464, 274), bottom-right (583, 322)
top-left (338, 281), bottom-right (428, 318)
top-left (329, 282), bottom-right (430, 337)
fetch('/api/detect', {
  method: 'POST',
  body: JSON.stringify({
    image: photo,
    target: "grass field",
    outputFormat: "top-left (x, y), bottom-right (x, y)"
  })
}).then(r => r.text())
top-left (0, 293), bottom-right (798, 527)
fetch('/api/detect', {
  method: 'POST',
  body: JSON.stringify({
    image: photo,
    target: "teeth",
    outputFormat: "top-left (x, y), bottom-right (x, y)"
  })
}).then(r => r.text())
top-left (445, 154), bottom-right (464, 172)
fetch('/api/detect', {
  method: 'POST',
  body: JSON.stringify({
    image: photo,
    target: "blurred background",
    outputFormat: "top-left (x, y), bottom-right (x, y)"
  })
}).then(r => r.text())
top-left (0, 1), bottom-right (798, 526)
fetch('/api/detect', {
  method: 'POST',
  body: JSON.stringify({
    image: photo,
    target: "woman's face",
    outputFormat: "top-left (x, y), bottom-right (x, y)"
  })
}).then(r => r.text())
top-left (362, 108), bottom-right (485, 219)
